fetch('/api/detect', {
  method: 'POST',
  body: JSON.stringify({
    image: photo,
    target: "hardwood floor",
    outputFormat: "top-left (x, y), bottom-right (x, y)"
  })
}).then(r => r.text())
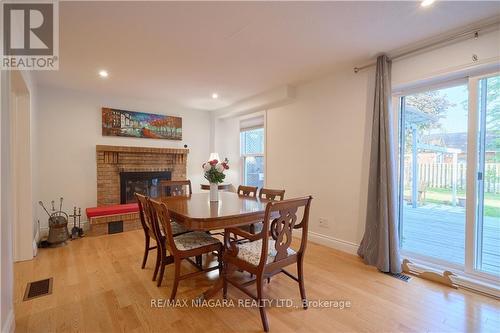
top-left (14, 230), bottom-right (499, 332)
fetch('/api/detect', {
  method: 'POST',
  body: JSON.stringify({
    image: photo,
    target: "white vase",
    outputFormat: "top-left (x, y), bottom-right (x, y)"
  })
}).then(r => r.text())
top-left (209, 183), bottom-right (219, 202)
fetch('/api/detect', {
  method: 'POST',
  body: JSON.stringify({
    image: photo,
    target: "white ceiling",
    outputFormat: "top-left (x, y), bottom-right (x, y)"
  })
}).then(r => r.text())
top-left (33, 1), bottom-right (500, 110)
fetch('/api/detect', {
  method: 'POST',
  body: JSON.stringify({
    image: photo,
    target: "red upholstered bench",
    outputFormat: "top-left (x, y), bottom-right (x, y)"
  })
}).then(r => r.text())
top-left (86, 203), bottom-right (140, 236)
top-left (86, 203), bottom-right (139, 219)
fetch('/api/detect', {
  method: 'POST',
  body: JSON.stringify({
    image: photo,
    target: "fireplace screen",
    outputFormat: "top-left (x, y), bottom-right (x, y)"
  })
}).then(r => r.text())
top-left (120, 171), bottom-right (171, 204)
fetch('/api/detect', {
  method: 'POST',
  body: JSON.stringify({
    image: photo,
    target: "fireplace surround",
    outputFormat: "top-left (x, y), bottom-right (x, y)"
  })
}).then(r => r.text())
top-left (96, 145), bottom-right (188, 206)
top-left (91, 145), bottom-right (188, 236)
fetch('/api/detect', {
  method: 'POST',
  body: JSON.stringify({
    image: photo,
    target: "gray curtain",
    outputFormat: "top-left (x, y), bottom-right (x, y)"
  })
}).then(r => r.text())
top-left (357, 54), bottom-right (401, 273)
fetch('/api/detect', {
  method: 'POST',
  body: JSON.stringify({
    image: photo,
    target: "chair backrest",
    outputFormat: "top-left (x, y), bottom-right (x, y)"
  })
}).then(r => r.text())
top-left (148, 198), bottom-right (177, 253)
top-left (237, 185), bottom-right (258, 197)
top-left (135, 193), bottom-right (154, 235)
top-left (258, 188), bottom-right (285, 201)
top-left (161, 180), bottom-right (192, 197)
top-left (258, 196), bottom-right (312, 267)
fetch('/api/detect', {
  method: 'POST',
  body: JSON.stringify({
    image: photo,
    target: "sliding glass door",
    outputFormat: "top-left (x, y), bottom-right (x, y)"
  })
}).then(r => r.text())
top-left (399, 83), bottom-right (469, 265)
top-left (476, 75), bottom-right (500, 276)
top-left (398, 73), bottom-right (499, 279)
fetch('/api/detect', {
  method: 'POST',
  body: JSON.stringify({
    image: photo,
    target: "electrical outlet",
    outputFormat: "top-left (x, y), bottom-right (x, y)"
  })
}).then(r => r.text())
top-left (318, 218), bottom-right (329, 228)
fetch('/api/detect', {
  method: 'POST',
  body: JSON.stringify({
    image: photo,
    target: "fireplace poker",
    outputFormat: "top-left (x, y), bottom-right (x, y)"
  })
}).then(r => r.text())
top-left (78, 208), bottom-right (84, 237)
top-left (59, 197), bottom-right (63, 216)
top-left (39, 201), bottom-right (52, 218)
top-left (70, 206), bottom-right (79, 239)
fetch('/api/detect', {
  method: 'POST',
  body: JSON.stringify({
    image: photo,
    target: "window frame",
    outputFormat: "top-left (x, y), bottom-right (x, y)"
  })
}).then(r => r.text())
top-left (240, 125), bottom-right (265, 188)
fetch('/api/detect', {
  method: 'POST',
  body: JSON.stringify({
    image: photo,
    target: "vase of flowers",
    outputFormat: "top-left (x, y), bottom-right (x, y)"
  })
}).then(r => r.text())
top-left (203, 158), bottom-right (229, 202)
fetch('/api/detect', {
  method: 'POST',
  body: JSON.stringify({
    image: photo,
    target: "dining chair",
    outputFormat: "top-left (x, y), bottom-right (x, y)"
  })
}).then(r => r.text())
top-left (135, 193), bottom-right (190, 282)
top-left (258, 188), bottom-right (285, 201)
top-left (237, 185), bottom-right (258, 197)
top-left (240, 187), bottom-right (286, 234)
top-left (149, 198), bottom-right (223, 299)
top-left (236, 185), bottom-right (259, 235)
top-left (252, 188), bottom-right (286, 234)
top-left (160, 180), bottom-right (193, 197)
top-left (222, 196), bottom-right (313, 332)
top-left (157, 180), bottom-right (208, 266)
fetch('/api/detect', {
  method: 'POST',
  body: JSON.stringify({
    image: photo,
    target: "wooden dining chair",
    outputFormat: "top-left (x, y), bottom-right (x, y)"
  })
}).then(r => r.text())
top-left (259, 188), bottom-right (285, 201)
top-left (237, 185), bottom-right (258, 197)
top-left (157, 180), bottom-right (207, 266)
top-left (252, 188), bottom-right (286, 234)
top-left (135, 193), bottom-right (189, 282)
top-left (222, 196), bottom-right (313, 332)
top-left (160, 180), bottom-right (193, 197)
top-left (236, 185), bottom-right (259, 235)
top-left (240, 187), bottom-right (286, 234)
top-left (149, 198), bottom-right (223, 299)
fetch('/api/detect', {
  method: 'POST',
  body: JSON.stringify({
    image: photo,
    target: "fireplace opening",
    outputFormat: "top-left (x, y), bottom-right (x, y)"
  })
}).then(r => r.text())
top-left (120, 171), bottom-right (171, 204)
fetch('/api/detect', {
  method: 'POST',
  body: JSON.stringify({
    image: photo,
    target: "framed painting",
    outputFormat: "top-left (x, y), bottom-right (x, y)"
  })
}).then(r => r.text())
top-left (102, 107), bottom-right (182, 140)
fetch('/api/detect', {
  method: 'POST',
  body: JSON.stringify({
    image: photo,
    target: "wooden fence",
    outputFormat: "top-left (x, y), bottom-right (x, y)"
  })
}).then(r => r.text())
top-left (404, 163), bottom-right (500, 193)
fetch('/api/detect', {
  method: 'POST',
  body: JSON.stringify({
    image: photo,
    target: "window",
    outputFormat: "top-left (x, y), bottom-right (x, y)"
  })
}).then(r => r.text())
top-left (397, 73), bottom-right (500, 280)
top-left (240, 127), bottom-right (264, 188)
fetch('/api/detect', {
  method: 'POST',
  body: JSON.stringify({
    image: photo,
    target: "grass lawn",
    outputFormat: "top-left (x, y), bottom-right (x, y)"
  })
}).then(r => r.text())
top-left (423, 188), bottom-right (500, 217)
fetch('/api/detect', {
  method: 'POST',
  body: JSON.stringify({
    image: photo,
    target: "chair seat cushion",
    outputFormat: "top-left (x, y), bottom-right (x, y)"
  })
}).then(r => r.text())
top-left (174, 232), bottom-right (220, 251)
top-left (171, 221), bottom-right (189, 235)
top-left (158, 222), bottom-right (189, 237)
top-left (236, 238), bottom-right (296, 266)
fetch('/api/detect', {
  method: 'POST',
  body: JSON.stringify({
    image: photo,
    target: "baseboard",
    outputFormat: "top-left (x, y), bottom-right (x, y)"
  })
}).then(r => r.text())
top-left (307, 231), bottom-right (359, 255)
top-left (406, 259), bottom-right (500, 299)
top-left (1, 309), bottom-right (15, 333)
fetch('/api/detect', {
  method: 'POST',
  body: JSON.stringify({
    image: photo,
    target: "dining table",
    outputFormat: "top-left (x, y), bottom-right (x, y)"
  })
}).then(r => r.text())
top-left (159, 191), bottom-right (270, 300)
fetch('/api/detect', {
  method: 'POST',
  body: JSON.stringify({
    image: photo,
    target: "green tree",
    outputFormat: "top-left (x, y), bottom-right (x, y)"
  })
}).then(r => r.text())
top-left (484, 76), bottom-right (499, 163)
top-left (403, 90), bottom-right (456, 152)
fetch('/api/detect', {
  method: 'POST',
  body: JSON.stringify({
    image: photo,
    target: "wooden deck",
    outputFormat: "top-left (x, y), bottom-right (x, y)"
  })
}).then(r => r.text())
top-left (402, 204), bottom-right (500, 276)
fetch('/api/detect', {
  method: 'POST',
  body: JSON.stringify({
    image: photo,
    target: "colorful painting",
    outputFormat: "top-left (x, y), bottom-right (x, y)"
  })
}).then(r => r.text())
top-left (102, 108), bottom-right (182, 140)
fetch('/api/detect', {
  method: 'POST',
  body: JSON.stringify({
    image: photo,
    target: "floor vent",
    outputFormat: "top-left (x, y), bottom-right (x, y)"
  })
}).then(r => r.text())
top-left (385, 272), bottom-right (411, 282)
top-left (23, 278), bottom-right (53, 301)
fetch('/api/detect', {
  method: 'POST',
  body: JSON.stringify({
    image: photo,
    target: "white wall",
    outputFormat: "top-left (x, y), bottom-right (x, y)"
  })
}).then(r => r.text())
top-left (392, 28), bottom-right (500, 89)
top-left (213, 26), bottom-right (500, 254)
top-left (266, 68), bottom-right (374, 250)
top-left (35, 87), bottom-right (211, 230)
top-left (214, 116), bottom-right (241, 189)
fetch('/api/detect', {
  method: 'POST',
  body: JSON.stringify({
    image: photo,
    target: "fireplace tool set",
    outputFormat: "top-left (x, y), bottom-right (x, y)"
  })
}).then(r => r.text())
top-left (39, 198), bottom-right (70, 246)
top-left (69, 207), bottom-right (84, 239)
top-left (38, 198), bottom-right (85, 247)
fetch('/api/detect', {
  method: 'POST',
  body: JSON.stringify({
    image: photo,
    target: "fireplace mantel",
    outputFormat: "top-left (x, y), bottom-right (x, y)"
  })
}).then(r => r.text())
top-left (96, 145), bottom-right (189, 155)
top-left (96, 145), bottom-right (188, 206)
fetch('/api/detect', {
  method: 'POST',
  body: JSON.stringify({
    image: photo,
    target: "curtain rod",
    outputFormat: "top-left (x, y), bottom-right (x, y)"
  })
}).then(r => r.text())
top-left (353, 19), bottom-right (500, 74)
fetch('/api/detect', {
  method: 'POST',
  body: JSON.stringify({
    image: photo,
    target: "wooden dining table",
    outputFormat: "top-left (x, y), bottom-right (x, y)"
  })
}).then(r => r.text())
top-left (159, 191), bottom-right (270, 300)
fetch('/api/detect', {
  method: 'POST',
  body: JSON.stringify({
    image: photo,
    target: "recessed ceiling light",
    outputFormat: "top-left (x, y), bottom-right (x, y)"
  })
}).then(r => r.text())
top-left (98, 70), bottom-right (109, 78)
top-left (421, 0), bottom-right (435, 7)
top-left (212, 93), bottom-right (219, 99)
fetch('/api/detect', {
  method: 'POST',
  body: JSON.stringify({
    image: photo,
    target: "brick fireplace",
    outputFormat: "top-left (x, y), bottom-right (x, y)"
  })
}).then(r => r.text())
top-left (90, 145), bottom-right (189, 235)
